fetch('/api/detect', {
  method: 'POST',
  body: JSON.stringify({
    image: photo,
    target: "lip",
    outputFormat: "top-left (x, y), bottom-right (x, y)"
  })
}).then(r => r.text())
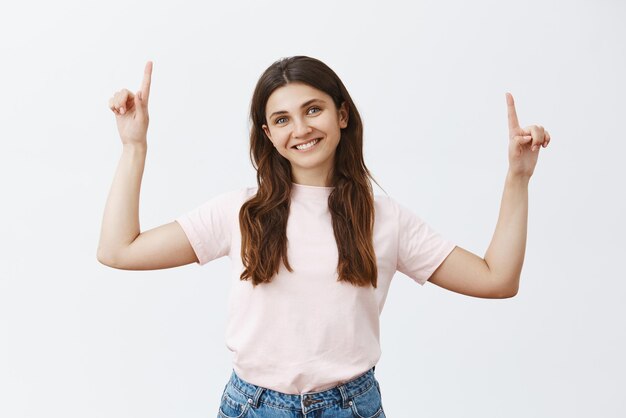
top-left (292, 137), bottom-right (322, 151)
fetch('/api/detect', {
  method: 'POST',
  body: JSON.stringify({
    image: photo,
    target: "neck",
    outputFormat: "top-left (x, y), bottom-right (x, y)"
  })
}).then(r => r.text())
top-left (291, 169), bottom-right (334, 187)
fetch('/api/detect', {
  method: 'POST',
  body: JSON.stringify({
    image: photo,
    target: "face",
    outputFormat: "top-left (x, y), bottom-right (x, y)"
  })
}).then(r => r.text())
top-left (262, 82), bottom-right (348, 187)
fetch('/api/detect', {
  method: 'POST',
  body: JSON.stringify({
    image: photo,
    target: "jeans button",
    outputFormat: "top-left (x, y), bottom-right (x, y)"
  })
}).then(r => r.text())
top-left (303, 396), bottom-right (322, 407)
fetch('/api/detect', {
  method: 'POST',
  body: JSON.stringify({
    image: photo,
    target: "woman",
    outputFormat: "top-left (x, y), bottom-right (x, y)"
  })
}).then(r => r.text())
top-left (99, 56), bottom-right (550, 417)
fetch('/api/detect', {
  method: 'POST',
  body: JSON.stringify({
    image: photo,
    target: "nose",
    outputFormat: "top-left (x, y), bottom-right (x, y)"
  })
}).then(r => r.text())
top-left (293, 117), bottom-right (312, 139)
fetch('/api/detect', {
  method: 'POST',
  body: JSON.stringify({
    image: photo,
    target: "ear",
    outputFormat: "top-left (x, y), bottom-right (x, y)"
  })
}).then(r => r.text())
top-left (262, 124), bottom-right (272, 140)
top-left (338, 101), bottom-right (349, 129)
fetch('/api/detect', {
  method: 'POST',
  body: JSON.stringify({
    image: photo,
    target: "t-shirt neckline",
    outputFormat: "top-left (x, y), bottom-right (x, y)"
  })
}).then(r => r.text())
top-left (290, 182), bottom-right (334, 201)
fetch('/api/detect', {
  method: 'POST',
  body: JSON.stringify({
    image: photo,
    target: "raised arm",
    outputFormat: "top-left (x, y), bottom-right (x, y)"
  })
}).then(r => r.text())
top-left (97, 61), bottom-right (198, 270)
top-left (427, 93), bottom-right (551, 298)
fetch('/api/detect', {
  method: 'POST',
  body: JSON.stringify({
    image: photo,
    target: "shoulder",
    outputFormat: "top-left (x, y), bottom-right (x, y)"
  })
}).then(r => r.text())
top-left (216, 185), bottom-right (257, 203)
top-left (373, 193), bottom-right (401, 215)
top-left (373, 192), bottom-right (430, 228)
top-left (191, 185), bottom-right (257, 215)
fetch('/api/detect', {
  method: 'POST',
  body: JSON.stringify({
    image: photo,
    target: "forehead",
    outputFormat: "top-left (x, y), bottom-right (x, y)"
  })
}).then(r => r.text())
top-left (265, 82), bottom-right (332, 113)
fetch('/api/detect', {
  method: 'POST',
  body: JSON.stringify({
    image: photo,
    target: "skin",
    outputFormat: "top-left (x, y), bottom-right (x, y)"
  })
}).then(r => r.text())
top-left (107, 61), bottom-right (152, 147)
top-left (99, 61), bottom-right (201, 270)
top-left (428, 93), bottom-right (551, 298)
top-left (100, 61), bottom-right (552, 301)
top-left (262, 82), bottom-right (349, 187)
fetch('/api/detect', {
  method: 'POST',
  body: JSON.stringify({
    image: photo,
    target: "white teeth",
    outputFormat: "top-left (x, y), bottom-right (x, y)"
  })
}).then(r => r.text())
top-left (295, 138), bottom-right (320, 150)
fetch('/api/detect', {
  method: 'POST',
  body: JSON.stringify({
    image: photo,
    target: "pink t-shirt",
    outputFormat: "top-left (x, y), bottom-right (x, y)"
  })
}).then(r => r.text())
top-left (175, 182), bottom-right (456, 394)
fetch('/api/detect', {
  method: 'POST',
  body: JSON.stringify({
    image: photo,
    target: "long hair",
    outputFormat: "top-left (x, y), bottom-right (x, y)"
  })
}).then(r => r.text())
top-left (239, 55), bottom-right (385, 288)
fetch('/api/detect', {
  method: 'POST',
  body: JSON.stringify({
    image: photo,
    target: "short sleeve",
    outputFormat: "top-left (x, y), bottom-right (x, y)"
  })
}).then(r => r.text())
top-left (175, 189), bottom-right (240, 265)
top-left (395, 200), bottom-right (457, 286)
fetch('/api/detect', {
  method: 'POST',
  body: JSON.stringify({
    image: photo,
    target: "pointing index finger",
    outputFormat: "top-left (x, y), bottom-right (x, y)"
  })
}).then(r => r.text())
top-left (506, 92), bottom-right (520, 131)
top-left (141, 61), bottom-right (153, 102)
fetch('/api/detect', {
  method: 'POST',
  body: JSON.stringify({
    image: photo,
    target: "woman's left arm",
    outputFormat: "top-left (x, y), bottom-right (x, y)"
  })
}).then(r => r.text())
top-left (427, 93), bottom-right (551, 299)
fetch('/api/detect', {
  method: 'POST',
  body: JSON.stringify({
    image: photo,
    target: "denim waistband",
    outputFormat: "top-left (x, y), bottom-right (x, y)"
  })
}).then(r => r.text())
top-left (227, 365), bottom-right (377, 410)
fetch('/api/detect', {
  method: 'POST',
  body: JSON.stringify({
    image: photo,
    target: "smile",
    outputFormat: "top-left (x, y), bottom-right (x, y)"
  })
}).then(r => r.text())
top-left (293, 138), bottom-right (322, 151)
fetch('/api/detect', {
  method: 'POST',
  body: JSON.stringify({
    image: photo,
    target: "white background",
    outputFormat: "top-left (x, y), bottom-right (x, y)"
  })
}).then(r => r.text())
top-left (1, 0), bottom-right (625, 417)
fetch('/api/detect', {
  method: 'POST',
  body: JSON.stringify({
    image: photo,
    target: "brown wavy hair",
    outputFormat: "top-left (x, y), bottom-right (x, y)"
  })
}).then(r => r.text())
top-left (239, 56), bottom-right (385, 288)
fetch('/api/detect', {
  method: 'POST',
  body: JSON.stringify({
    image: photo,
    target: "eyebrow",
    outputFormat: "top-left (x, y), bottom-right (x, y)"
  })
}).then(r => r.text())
top-left (268, 98), bottom-right (327, 120)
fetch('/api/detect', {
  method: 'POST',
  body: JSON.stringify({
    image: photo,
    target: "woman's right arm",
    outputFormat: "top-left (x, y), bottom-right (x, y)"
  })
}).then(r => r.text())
top-left (97, 61), bottom-right (198, 270)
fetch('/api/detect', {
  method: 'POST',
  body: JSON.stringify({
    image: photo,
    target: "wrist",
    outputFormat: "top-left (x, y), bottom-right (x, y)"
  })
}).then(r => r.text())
top-left (506, 170), bottom-right (530, 186)
top-left (123, 142), bottom-right (147, 153)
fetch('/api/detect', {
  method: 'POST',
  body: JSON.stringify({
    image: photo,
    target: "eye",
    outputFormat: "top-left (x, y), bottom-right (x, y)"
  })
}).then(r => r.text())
top-left (274, 106), bottom-right (321, 125)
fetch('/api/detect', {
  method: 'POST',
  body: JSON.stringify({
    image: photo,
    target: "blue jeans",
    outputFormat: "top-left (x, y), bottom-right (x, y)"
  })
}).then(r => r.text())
top-left (217, 366), bottom-right (386, 417)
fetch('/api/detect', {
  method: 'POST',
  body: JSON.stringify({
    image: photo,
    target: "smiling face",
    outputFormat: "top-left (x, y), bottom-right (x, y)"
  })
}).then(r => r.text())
top-left (262, 82), bottom-right (349, 187)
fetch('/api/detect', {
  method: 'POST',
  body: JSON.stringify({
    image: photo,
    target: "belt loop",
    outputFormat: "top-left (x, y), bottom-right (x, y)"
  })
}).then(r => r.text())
top-left (337, 383), bottom-right (351, 409)
top-left (250, 386), bottom-right (265, 408)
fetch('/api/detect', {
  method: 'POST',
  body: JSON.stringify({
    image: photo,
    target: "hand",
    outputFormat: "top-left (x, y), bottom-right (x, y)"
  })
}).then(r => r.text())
top-left (108, 61), bottom-right (153, 146)
top-left (506, 92), bottom-right (550, 179)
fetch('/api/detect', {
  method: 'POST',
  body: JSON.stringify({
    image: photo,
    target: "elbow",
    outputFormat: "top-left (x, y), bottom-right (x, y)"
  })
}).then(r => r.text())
top-left (490, 274), bottom-right (519, 299)
top-left (97, 247), bottom-right (107, 265)
top-left (495, 283), bottom-right (519, 299)
top-left (496, 288), bottom-right (518, 299)
top-left (97, 253), bottom-right (112, 267)
top-left (97, 248), bottom-right (118, 268)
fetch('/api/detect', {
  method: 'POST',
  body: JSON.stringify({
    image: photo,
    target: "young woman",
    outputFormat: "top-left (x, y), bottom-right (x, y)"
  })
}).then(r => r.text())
top-left (99, 56), bottom-right (550, 418)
